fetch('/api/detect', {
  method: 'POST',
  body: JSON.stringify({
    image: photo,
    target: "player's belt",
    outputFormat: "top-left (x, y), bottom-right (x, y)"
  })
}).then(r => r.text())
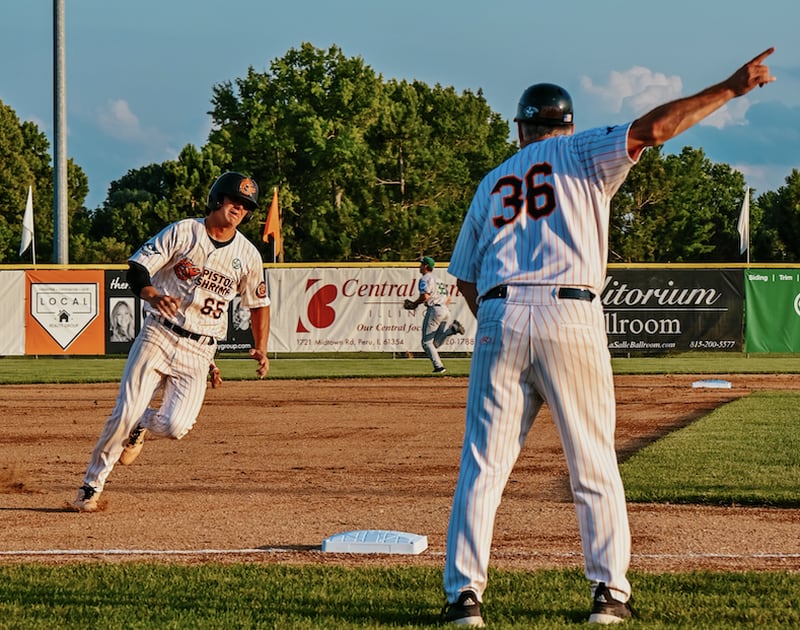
top-left (480, 285), bottom-right (596, 302)
top-left (156, 316), bottom-right (215, 345)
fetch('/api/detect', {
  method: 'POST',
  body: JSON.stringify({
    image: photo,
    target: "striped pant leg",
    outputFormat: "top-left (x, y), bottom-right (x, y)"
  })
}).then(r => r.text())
top-left (444, 300), bottom-right (540, 601)
top-left (532, 300), bottom-right (631, 600)
top-left (143, 335), bottom-right (216, 440)
top-left (82, 322), bottom-right (170, 491)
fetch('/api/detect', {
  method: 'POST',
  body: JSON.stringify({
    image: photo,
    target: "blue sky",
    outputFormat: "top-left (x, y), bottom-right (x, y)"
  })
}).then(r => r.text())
top-left (2, 0), bottom-right (798, 210)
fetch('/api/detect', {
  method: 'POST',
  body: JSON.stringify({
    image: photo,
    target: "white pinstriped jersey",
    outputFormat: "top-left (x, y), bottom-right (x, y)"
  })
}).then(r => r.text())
top-left (449, 123), bottom-right (636, 296)
top-left (129, 218), bottom-right (270, 339)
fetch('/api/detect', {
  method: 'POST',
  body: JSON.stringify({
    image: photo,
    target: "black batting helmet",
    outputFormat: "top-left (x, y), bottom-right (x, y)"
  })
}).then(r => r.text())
top-left (513, 83), bottom-right (574, 126)
top-left (206, 171), bottom-right (259, 222)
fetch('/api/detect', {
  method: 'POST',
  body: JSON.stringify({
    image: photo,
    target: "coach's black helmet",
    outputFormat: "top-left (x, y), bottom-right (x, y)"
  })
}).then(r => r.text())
top-left (206, 172), bottom-right (260, 221)
top-left (514, 83), bottom-right (574, 126)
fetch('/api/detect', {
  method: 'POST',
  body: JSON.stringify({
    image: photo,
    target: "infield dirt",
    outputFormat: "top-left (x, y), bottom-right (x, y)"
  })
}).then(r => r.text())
top-left (1, 374), bottom-right (798, 571)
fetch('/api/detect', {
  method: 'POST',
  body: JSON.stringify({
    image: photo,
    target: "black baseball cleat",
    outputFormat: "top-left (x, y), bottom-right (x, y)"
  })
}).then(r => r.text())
top-left (451, 320), bottom-right (466, 335)
top-left (441, 590), bottom-right (485, 627)
top-left (433, 366), bottom-right (447, 374)
top-left (588, 582), bottom-right (633, 624)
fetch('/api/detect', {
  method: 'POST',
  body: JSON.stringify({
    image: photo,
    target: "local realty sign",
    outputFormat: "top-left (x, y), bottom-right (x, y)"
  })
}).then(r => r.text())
top-left (31, 283), bottom-right (99, 349)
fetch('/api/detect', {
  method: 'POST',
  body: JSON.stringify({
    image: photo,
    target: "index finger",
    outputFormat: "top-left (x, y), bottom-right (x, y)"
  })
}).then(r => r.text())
top-left (750, 47), bottom-right (775, 64)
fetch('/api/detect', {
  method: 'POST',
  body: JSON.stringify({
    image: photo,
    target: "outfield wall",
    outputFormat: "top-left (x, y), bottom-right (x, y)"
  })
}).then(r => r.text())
top-left (0, 264), bottom-right (798, 356)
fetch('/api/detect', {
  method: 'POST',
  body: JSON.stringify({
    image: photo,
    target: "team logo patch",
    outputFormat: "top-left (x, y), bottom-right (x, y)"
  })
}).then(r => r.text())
top-left (140, 242), bottom-right (159, 257)
top-left (256, 281), bottom-right (267, 299)
top-left (175, 257), bottom-right (202, 281)
top-left (232, 258), bottom-right (242, 270)
top-left (239, 178), bottom-right (257, 197)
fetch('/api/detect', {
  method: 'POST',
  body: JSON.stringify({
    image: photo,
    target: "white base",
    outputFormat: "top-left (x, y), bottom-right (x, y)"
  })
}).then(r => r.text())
top-left (691, 379), bottom-right (732, 389)
top-left (321, 529), bottom-right (428, 554)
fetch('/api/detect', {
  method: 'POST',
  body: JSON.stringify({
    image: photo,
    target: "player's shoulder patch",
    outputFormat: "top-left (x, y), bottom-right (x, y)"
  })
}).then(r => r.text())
top-left (140, 242), bottom-right (159, 257)
top-left (256, 281), bottom-right (267, 299)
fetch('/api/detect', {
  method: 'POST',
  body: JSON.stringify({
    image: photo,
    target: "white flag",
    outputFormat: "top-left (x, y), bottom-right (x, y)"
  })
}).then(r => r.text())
top-left (737, 187), bottom-right (749, 255)
top-left (19, 185), bottom-right (34, 256)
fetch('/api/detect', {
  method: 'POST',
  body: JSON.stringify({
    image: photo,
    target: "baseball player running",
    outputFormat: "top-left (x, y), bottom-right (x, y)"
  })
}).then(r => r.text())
top-left (71, 172), bottom-right (272, 512)
top-left (441, 49), bottom-right (775, 626)
top-left (404, 256), bottom-right (465, 373)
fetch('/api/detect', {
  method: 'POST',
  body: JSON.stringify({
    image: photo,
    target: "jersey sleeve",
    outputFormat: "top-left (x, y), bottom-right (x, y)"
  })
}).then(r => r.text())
top-left (573, 123), bottom-right (636, 198)
top-left (237, 244), bottom-right (271, 309)
top-left (128, 222), bottom-right (179, 275)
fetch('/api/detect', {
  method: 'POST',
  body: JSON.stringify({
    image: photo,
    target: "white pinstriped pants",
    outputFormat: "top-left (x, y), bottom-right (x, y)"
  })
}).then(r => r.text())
top-left (444, 285), bottom-right (631, 603)
top-left (81, 316), bottom-right (217, 492)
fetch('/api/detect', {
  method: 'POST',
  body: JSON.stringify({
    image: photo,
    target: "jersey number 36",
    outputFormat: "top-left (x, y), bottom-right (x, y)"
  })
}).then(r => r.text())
top-left (491, 162), bottom-right (555, 228)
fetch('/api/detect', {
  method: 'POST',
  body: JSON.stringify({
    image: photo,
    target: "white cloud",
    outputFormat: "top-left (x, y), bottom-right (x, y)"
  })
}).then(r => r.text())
top-left (702, 97), bottom-right (751, 129)
top-left (97, 98), bottom-right (172, 152)
top-left (581, 66), bottom-right (682, 116)
top-left (580, 66), bottom-right (752, 129)
top-left (97, 99), bottom-right (142, 141)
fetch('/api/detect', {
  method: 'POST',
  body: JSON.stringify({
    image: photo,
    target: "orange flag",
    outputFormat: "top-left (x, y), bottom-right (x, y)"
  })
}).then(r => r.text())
top-left (262, 187), bottom-right (281, 257)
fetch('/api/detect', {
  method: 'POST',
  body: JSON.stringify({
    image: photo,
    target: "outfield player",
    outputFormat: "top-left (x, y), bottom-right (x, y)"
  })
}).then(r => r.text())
top-left (441, 49), bottom-right (775, 626)
top-left (71, 172), bottom-right (271, 512)
top-left (405, 256), bottom-right (465, 373)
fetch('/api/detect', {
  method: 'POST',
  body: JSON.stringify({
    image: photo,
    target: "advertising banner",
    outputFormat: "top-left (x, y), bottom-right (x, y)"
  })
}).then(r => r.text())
top-left (105, 269), bottom-right (140, 355)
top-left (0, 270), bottom-right (25, 356)
top-left (744, 269), bottom-right (800, 352)
top-left (602, 268), bottom-right (743, 354)
top-left (25, 270), bottom-right (105, 355)
top-left (266, 267), bottom-right (473, 353)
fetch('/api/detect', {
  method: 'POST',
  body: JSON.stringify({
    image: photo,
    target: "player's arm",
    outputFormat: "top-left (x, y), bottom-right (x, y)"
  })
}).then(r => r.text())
top-left (456, 280), bottom-right (479, 318)
top-left (627, 47), bottom-right (775, 160)
top-left (248, 305), bottom-right (270, 379)
top-left (127, 262), bottom-right (179, 319)
top-left (409, 292), bottom-right (430, 308)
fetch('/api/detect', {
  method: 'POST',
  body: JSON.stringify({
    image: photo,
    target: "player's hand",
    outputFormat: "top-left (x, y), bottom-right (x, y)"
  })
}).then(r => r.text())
top-left (149, 294), bottom-right (180, 319)
top-left (249, 348), bottom-right (270, 379)
top-left (208, 363), bottom-right (223, 388)
top-left (729, 47), bottom-right (775, 95)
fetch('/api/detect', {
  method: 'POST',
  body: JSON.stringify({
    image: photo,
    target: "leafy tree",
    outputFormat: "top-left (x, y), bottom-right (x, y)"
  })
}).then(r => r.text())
top-left (0, 98), bottom-right (88, 263)
top-left (75, 144), bottom-right (228, 262)
top-left (752, 169), bottom-right (800, 261)
top-left (207, 43), bottom-right (514, 262)
top-left (610, 146), bottom-right (747, 262)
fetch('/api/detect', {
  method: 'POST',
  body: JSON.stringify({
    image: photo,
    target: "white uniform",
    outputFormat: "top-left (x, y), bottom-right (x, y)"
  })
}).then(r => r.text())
top-left (445, 123), bottom-right (637, 603)
top-left (81, 218), bottom-right (270, 492)
top-left (418, 270), bottom-right (454, 371)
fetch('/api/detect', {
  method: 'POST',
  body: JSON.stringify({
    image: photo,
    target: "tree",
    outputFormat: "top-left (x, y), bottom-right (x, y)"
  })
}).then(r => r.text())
top-left (752, 169), bottom-right (800, 261)
top-left (207, 43), bottom-right (514, 262)
top-left (74, 144), bottom-right (227, 262)
top-left (0, 99), bottom-right (88, 263)
top-left (610, 146), bottom-right (747, 262)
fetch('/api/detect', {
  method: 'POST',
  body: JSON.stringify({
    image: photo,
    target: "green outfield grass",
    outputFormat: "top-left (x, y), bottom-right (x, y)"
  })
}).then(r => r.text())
top-left (2, 353), bottom-right (800, 383)
top-left (621, 391), bottom-right (800, 507)
top-left (0, 564), bottom-right (798, 628)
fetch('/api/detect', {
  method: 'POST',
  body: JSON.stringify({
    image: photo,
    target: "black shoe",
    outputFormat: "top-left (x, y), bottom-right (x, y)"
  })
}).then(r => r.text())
top-left (589, 582), bottom-right (632, 624)
top-left (451, 320), bottom-right (466, 335)
top-left (441, 590), bottom-right (484, 627)
top-left (433, 366), bottom-right (447, 374)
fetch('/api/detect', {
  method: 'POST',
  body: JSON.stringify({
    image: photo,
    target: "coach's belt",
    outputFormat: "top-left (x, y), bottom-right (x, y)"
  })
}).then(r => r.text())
top-left (480, 286), bottom-right (596, 302)
top-left (156, 317), bottom-right (215, 345)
